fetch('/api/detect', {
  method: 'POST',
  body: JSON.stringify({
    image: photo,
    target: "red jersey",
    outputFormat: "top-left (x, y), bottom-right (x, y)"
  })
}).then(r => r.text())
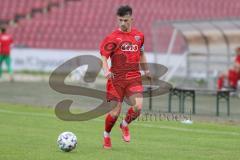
top-left (0, 33), bottom-right (13, 55)
top-left (100, 28), bottom-right (144, 80)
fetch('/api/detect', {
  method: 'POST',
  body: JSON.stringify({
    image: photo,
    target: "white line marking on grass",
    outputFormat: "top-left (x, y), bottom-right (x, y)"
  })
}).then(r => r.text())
top-left (136, 123), bottom-right (240, 136)
top-left (0, 108), bottom-right (239, 136)
top-left (93, 119), bottom-right (240, 136)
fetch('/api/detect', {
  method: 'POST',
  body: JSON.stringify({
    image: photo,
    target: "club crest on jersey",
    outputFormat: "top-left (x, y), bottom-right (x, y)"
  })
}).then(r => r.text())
top-left (120, 42), bottom-right (138, 52)
top-left (134, 36), bottom-right (141, 42)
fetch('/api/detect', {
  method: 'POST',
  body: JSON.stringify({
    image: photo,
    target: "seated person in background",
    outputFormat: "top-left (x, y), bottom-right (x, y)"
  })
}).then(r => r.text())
top-left (217, 64), bottom-right (240, 91)
top-left (217, 47), bottom-right (240, 90)
top-left (235, 47), bottom-right (240, 70)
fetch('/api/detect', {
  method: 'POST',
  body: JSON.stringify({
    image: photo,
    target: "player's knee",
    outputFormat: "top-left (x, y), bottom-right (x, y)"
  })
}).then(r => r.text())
top-left (109, 111), bottom-right (120, 117)
top-left (109, 105), bottom-right (121, 117)
top-left (133, 104), bottom-right (142, 112)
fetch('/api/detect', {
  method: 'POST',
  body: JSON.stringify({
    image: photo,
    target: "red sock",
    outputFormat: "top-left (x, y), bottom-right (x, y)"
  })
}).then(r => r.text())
top-left (124, 107), bottom-right (141, 124)
top-left (105, 114), bottom-right (118, 133)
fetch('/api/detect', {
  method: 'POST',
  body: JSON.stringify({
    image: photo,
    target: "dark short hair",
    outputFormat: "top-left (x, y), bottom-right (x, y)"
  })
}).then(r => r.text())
top-left (0, 27), bottom-right (6, 33)
top-left (117, 5), bottom-right (132, 16)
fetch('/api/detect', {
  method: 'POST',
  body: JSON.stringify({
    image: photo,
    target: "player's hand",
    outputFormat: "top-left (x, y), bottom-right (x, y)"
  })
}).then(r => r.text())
top-left (104, 70), bottom-right (114, 79)
top-left (144, 70), bottom-right (152, 80)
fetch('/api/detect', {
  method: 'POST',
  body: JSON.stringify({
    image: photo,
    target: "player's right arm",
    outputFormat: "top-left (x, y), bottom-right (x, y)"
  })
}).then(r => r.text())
top-left (101, 56), bottom-right (114, 79)
top-left (100, 36), bottom-right (116, 79)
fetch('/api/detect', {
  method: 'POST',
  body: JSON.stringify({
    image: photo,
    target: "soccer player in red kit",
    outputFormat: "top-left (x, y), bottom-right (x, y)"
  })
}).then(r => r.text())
top-left (100, 5), bottom-right (150, 149)
top-left (217, 66), bottom-right (240, 90)
top-left (0, 27), bottom-right (14, 81)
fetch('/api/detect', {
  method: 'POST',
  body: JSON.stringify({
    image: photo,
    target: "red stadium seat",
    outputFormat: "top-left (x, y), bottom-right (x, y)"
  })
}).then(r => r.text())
top-left (3, 0), bottom-right (240, 51)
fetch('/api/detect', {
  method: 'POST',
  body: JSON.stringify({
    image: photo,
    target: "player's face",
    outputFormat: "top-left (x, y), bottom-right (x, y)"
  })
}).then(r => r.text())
top-left (117, 15), bottom-right (133, 32)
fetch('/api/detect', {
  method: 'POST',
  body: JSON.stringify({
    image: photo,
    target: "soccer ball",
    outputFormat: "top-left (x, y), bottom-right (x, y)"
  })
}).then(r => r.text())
top-left (57, 131), bottom-right (77, 152)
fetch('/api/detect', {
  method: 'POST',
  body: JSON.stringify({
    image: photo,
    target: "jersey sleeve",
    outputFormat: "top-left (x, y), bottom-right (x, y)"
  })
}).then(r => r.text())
top-left (100, 36), bottom-right (117, 59)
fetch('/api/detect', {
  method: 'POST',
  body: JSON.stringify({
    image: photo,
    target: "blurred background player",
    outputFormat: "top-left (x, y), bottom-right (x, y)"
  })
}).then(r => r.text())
top-left (100, 5), bottom-right (151, 149)
top-left (217, 47), bottom-right (240, 90)
top-left (0, 27), bottom-right (14, 81)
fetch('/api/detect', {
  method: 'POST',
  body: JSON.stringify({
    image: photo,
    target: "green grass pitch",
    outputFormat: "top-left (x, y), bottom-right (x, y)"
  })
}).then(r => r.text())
top-left (0, 103), bottom-right (240, 160)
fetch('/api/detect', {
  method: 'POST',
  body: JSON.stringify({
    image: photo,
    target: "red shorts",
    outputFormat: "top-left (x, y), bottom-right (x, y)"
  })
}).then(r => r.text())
top-left (106, 78), bottom-right (143, 102)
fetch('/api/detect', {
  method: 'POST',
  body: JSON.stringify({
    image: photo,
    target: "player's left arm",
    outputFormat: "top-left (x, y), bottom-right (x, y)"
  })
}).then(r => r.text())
top-left (139, 34), bottom-right (151, 78)
top-left (140, 50), bottom-right (151, 78)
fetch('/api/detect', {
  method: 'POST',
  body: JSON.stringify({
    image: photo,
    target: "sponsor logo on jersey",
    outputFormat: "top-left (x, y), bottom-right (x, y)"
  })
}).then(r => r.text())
top-left (120, 42), bottom-right (138, 52)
